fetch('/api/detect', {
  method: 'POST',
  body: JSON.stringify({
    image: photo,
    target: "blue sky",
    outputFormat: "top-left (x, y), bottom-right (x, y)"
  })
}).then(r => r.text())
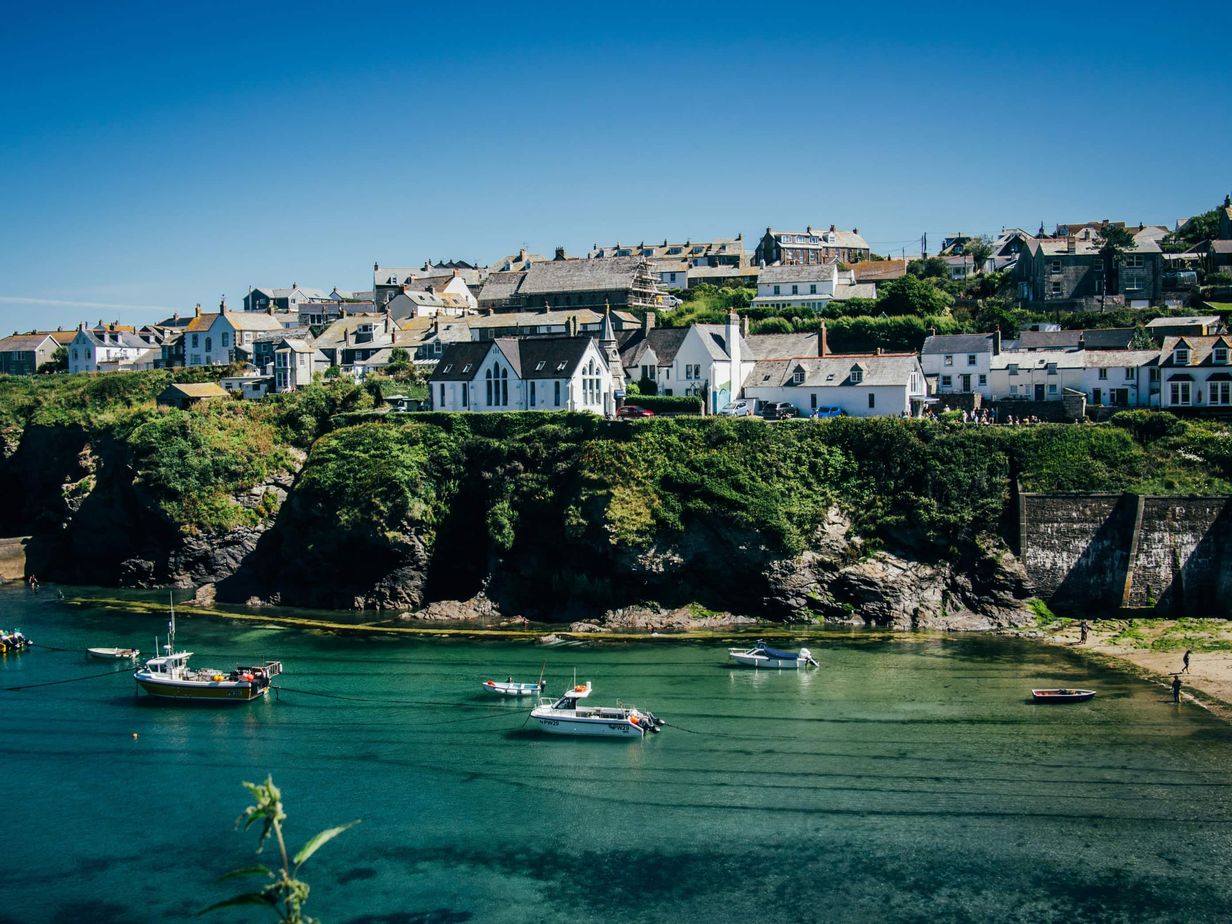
top-left (2, 0), bottom-right (1230, 331)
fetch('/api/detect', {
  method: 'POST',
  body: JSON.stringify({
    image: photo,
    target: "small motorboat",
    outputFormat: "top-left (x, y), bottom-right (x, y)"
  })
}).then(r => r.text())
top-left (0, 628), bottom-right (31, 653)
top-left (1031, 688), bottom-right (1096, 703)
top-left (483, 678), bottom-right (546, 697)
top-left (728, 640), bottom-right (817, 669)
top-left (530, 682), bottom-right (663, 739)
top-left (88, 647), bottom-right (141, 661)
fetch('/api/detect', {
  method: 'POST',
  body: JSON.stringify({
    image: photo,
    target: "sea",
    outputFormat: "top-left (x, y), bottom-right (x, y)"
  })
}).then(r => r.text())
top-left (1, 584), bottom-right (1230, 923)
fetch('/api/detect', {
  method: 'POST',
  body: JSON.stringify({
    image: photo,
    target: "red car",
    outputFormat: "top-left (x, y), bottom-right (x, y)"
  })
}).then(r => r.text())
top-left (617, 405), bottom-right (655, 418)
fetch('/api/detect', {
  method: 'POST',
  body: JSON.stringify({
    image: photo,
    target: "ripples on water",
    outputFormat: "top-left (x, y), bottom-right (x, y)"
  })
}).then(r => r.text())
top-left (1, 586), bottom-right (1230, 923)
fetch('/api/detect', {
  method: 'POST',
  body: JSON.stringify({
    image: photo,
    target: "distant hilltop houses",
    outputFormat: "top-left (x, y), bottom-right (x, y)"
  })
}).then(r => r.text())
top-left (7, 197), bottom-right (1232, 421)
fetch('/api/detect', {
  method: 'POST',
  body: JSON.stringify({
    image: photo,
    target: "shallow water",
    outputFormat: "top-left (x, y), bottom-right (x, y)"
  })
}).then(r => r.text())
top-left (2, 585), bottom-right (1231, 923)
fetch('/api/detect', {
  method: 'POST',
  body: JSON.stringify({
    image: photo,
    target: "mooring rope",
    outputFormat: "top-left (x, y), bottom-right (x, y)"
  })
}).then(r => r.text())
top-left (1, 665), bottom-right (134, 692)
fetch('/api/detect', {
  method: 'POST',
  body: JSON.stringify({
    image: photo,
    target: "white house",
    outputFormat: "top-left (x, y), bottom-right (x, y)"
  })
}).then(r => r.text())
top-left (920, 332), bottom-right (1000, 400)
top-left (429, 336), bottom-right (614, 415)
top-left (618, 313), bottom-right (753, 412)
top-left (751, 263), bottom-right (875, 311)
top-left (1157, 335), bottom-right (1232, 410)
top-left (741, 352), bottom-right (926, 417)
top-left (988, 348), bottom-right (1084, 402)
top-left (67, 326), bottom-right (156, 373)
top-left (182, 310), bottom-right (286, 367)
top-left (1079, 350), bottom-right (1159, 409)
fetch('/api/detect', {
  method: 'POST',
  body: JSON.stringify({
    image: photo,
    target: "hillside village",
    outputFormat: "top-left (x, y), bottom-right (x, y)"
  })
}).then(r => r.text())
top-left (6, 196), bottom-right (1232, 423)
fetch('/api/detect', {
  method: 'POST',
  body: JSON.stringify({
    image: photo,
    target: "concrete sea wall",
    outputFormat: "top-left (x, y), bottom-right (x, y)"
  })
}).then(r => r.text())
top-left (1020, 492), bottom-right (1232, 616)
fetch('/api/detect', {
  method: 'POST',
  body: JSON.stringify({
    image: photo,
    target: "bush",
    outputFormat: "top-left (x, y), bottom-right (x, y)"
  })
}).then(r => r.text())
top-left (628, 394), bottom-right (705, 415)
top-left (1110, 410), bottom-right (1188, 445)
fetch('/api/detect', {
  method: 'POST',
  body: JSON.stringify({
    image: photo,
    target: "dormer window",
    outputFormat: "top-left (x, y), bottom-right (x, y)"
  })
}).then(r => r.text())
top-left (1174, 347), bottom-right (1190, 365)
top-left (849, 366), bottom-right (864, 384)
top-left (1008, 363), bottom-right (1019, 376)
top-left (1214, 346), bottom-right (1228, 365)
top-left (792, 366), bottom-right (805, 385)
top-left (1046, 362), bottom-right (1057, 375)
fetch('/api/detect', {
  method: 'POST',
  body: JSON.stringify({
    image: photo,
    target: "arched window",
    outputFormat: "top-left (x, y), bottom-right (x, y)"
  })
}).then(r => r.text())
top-left (499, 365), bottom-right (508, 405)
top-left (485, 367), bottom-right (494, 405)
top-left (205, 336), bottom-right (213, 353)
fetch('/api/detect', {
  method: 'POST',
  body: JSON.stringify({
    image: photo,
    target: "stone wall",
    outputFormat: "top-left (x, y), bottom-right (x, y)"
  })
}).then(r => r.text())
top-left (1020, 493), bottom-right (1232, 616)
top-left (0, 536), bottom-right (28, 582)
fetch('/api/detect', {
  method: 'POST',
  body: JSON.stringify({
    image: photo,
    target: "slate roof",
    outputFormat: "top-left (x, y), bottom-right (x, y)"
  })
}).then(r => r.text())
top-left (224, 311), bottom-right (285, 332)
top-left (758, 263), bottom-right (837, 285)
top-left (1146, 315), bottom-right (1220, 329)
top-left (991, 349), bottom-right (1083, 371)
top-left (467, 308), bottom-right (638, 331)
top-left (1083, 349), bottom-right (1160, 368)
top-left (1016, 330), bottom-right (1083, 350)
top-left (1081, 328), bottom-right (1138, 350)
top-left (768, 227), bottom-right (869, 250)
top-left (921, 333), bottom-right (996, 355)
top-left (429, 342), bottom-right (494, 381)
top-left (0, 332), bottom-right (58, 352)
top-left (496, 336), bottom-right (595, 379)
top-left (477, 271), bottom-right (525, 303)
top-left (694, 323), bottom-right (753, 361)
top-left (619, 327), bottom-right (689, 368)
top-left (745, 354), bottom-right (919, 389)
top-left (1158, 335), bottom-right (1232, 367)
top-left (517, 256), bottom-right (650, 295)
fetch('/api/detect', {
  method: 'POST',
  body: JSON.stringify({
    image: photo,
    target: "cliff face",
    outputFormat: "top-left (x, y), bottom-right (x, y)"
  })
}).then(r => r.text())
top-left (15, 398), bottom-right (1230, 628)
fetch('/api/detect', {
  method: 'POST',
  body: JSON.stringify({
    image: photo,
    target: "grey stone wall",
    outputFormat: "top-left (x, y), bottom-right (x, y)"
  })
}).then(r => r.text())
top-left (1020, 492), bottom-right (1232, 616)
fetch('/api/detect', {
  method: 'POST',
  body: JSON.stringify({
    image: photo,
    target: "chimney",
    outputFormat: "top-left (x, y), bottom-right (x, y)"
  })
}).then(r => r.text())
top-left (266, 304), bottom-right (274, 316)
top-left (452, 268), bottom-right (460, 278)
top-left (554, 246), bottom-right (566, 261)
top-left (727, 310), bottom-right (741, 374)
top-left (819, 321), bottom-right (830, 357)
top-left (292, 282), bottom-right (297, 289)
top-left (852, 227), bottom-right (859, 235)
top-left (519, 248), bottom-right (528, 261)
top-left (928, 326), bottom-right (936, 336)
top-left (194, 304), bottom-right (201, 317)
top-left (1068, 237), bottom-right (1077, 254)
top-left (876, 347), bottom-right (884, 355)
top-left (806, 225), bottom-right (813, 234)
top-left (642, 311), bottom-right (656, 334)
top-left (343, 329), bottom-right (350, 345)
top-left (568, 315), bottom-right (579, 337)
top-left (374, 261), bottom-right (379, 272)
top-left (993, 325), bottom-right (1002, 356)
top-left (829, 224), bottom-right (836, 232)
top-left (741, 315), bottom-right (750, 337)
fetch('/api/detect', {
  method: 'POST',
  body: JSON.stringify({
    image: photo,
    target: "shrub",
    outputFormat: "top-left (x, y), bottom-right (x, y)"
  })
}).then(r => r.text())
top-left (628, 394), bottom-right (704, 415)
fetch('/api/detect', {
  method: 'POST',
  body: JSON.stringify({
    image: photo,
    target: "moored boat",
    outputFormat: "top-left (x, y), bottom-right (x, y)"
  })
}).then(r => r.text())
top-left (530, 682), bottom-right (663, 738)
top-left (88, 647), bottom-right (140, 661)
top-left (1031, 688), bottom-right (1096, 703)
top-left (133, 597), bottom-right (282, 703)
top-left (483, 678), bottom-right (546, 697)
top-left (728, 640), bottom-right (817, 669)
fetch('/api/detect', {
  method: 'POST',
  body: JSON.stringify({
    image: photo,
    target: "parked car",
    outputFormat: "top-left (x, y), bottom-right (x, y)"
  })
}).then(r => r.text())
top-left (718, 400), bottom-right (755, 417)
top-left (811, 406), bottom-right (843, 418)
top-left (761, 402), bottom-right (798, 421)
top-left (617, 405), bottom-right (655, 419)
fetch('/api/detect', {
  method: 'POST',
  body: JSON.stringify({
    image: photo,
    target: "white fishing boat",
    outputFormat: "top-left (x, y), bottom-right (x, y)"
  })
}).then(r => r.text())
top-left (530, 682), bottom-right (663, 738)
top-left (133, 596), bottom-right (282, 703)
top-left (728, 640), bottom-right (817, 669)
top-left (483, 678), bottom-right (546, 697)
top-left (88, 647), bottom-right (141, 661)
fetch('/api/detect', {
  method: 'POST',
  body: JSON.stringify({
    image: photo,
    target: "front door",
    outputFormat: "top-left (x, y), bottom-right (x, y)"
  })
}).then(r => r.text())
top-left (1034, 384), bottom-right (1045, 400)
top-left (1092, 388), bottom-right (1101, 406)
top-left (961, 374), bottom-right (971, 392)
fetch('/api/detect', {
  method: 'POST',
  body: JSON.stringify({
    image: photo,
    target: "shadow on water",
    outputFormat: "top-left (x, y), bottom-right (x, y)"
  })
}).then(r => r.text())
top-left (348, 912), bottom-right (474, 924)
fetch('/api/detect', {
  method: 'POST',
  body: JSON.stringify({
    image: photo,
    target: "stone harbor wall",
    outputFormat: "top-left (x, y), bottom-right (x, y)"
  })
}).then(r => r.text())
top-left (1020, 492), bottom-right (1232, 616)
top-left (0, 536), bottom-right (27, 582)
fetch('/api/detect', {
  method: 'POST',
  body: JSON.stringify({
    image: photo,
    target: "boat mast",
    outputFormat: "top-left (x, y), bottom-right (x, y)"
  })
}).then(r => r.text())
top-left (168, 590), bottom-right (176, 653)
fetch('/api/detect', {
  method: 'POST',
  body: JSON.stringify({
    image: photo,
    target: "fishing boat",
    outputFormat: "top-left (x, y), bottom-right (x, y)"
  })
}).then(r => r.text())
top-left (87, 647), bottom-right (140, 661)
top-left (530, 682), bottom-right (663, 738)
top-left (1031, 688), bottom-right (1096, 703)
top-left (133, 597), bottom-right (282, 703)
top-left (483, 678), bottom-right (546, 697)
top-left (728, 640), bottom-right (817, 669)
top-left (0, 628), bottom-right (30, 652)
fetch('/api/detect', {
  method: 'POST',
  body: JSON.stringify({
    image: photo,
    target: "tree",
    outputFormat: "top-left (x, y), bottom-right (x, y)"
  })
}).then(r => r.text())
top-left (204, 776), bottom-right (359, 924)
top-left (1128, 325), bottom-right (1158, 350)
top-left (907, 257), bottom-right (950, 279)
top-left (876, 274), bottom-right (954, 316)
top-left (1164, 202), bottom-right (1222, 250)
top-left (1096, 225), bottom-right (1137, 297)
top-left (965, 235), bottom-right (993, 274)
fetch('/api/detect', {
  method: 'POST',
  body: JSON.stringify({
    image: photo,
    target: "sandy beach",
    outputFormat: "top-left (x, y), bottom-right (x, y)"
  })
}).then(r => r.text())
top-left (1033, 617), bottom-right (1232, 719)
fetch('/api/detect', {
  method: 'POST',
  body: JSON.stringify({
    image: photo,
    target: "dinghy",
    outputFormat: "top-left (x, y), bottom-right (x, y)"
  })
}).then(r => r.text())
top-left (1031, 688), bottom-right (1096, 703)
top-left (88, 647), bottom-right (141, 661)
top-left (483, 678), bottom-right (545, 697)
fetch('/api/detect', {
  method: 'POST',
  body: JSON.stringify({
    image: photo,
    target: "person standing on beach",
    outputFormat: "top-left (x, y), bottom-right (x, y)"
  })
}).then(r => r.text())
top-left (1172, 675), bottom-right (1183, 703)
top-left (1182, 649), bottom-right (1191, 673)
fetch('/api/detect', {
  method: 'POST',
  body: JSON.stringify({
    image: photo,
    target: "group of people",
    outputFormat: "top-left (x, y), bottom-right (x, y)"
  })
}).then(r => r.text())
top-left (1079, 621), bottom-right (1193, 704)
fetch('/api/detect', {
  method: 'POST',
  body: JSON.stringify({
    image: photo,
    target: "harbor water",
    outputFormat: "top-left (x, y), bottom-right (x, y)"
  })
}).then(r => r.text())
top-left (2, 586), bottom-right (1231, 922)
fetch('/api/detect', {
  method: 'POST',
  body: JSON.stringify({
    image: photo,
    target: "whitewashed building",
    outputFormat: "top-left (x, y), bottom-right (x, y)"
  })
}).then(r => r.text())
top-left (273, 338), bottom-right (330, 392)
top-left (619, 313), bottom-right (752, 412)
top-left (741, 352), bottom-right (926, 417)
top-left (67, 326), bottom-right (157, 373)
top-left (988, 349), bottom-right (1085, 401)
top-left (429, 336), bottom-right (614, 415)
top-left (751, 263), bottom-right (875, 312)
top-left (1079, 350), bottom-right (1159, 408)
top-left (1158, 335), bottom-right (1232, 410)
top-left (921, 332), bottom-right (1000, 400)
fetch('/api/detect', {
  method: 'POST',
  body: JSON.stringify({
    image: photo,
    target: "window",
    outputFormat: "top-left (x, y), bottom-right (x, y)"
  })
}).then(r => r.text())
top-left (977, 374), bottom-right (987, 386)
top-left (554, 381), bottom-right (561, 406)
top-left (1174, 348), bottom-right (1190, 365)
top-left (462, 363), bottom-right (472, 373)
top-left (1124, 367), bottom-right (1134, 380)
top-left (1150, 368), bottom-right (1160, 382)
top-left (792, 367), bottom-right (805, 385)
top-left (944, 355), bottom-right (953, 366)
top-left (205, 336), bottom-right (213, 353)
top-left (1048, 384), bottom-right (1058, 395)
top-left (868, 393), bottom-right (875, 409)
top-left (1010, 384), bottom-right (1018, 396)
top-left (1210, 382), bottom-right (1231, 406)
top-left (192, 334), bottom-right (199, 347)
top-left (485, 364), bottom-right (509, 405)
top-left (1170, 380), bottom-right (1192, 405)
top-left (1046, 363), bottom-right (1057, 375)
top-left (462, 382), bottom-right (468, 407)
top-left (773, 285), bottom-right (780, 295)
top-left (791, 284), bottom-right (798, 295)
top-left (432, 341), bottom-right (442, 355)
top-left (530, 381), bottom-right (536, 406)
top-left (1008, 364), bottom-right (1019, 376)
top-left (1098, 368), bottom-right (1108, 380)
top-left (442, 364), bottom-right (453, 373)
top-left (1049, 260), bottom-right (1062, 275)
top-left (810, 393), bottom-right (817, 409)
top-left (967, 354), bottom-right (976, 366)
top-left (809, 284), bottom-right (816, 294)
top-left (941, 375), bottom-right (952, 389)
top-left (1049, 281), bottom-right (1062, 298)
top-left (850, 367), bottom-right (864, 384)
top-left (1215, 347), bottom-right (1229, 364)
top-left (1123, 254), bottom-right (1144, 268)
top-left (439, 383), bottom-right (445, 405)
top-left (221, 332), bottom-right (230, 347)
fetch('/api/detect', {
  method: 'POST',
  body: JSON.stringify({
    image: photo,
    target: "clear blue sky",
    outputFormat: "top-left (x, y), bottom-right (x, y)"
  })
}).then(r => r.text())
top-left (2, 0), bottom-right (1229, 331)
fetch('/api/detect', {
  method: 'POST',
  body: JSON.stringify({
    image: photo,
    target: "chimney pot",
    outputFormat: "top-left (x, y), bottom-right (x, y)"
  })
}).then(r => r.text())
top-left (819, 321), bottom-right (830, 357)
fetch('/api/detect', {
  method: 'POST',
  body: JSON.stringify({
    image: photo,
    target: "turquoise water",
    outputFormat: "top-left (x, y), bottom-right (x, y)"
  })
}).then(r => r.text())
top-left (2, 585), bottom-right (1232, 923)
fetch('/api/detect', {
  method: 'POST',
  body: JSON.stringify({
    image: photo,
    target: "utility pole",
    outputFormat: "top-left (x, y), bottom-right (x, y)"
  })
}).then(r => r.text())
top-left (921, 233), bottom-right (927, 259)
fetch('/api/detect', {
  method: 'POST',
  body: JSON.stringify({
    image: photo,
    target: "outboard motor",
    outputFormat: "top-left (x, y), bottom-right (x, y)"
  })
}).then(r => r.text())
top-left (799, 647), bottom-right (817, 667)
top-left (643, 711), bottom-right (664, 733)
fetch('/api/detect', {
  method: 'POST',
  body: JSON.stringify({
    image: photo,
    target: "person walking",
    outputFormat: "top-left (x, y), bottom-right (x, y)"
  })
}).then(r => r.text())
top-left (1172, 675), bottom-right (1183, 704)
top-left (1182, 649), bottom-right (1191, 674)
